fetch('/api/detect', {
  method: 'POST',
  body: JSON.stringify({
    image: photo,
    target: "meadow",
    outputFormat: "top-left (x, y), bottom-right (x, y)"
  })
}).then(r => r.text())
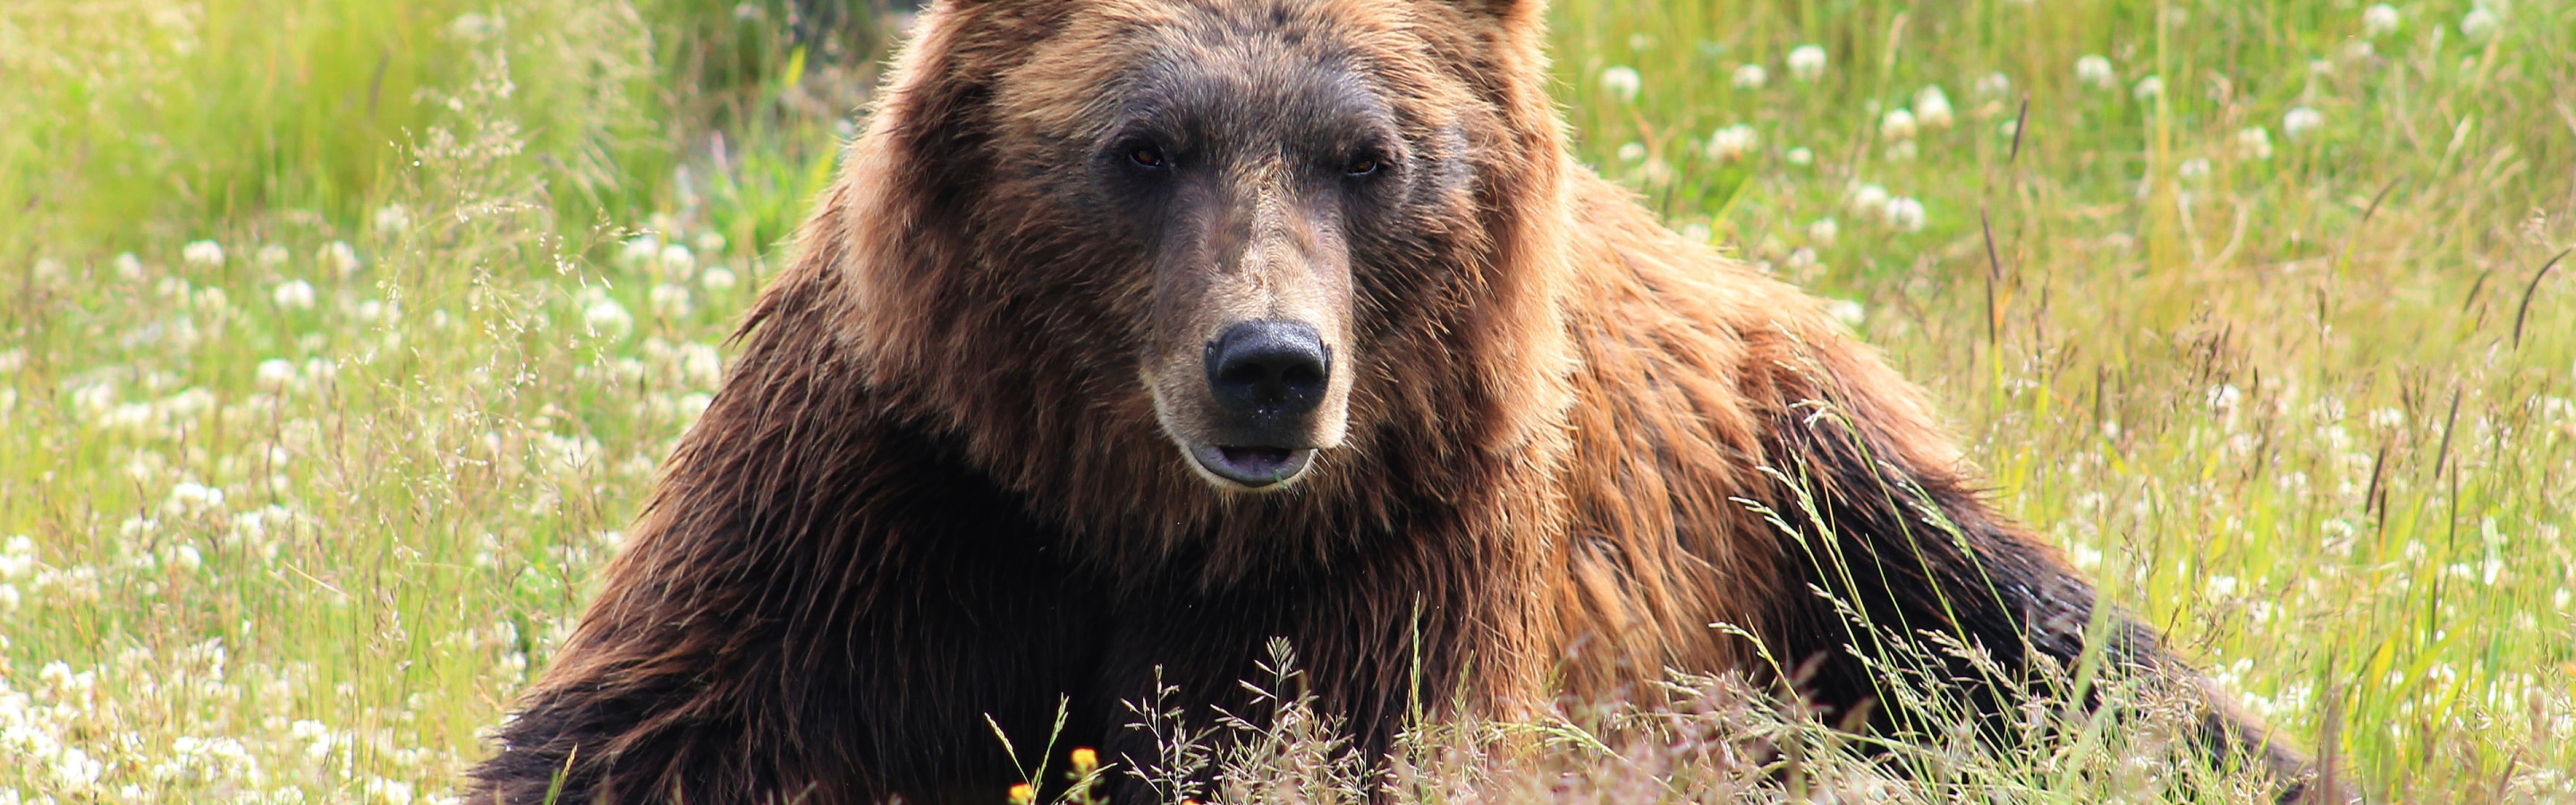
top-left (1, 0), bottom-right (2570, 801)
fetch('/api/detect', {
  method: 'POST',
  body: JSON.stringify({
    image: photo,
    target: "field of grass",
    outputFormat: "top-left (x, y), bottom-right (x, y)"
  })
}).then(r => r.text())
top-left (2, 0), bottom-right (2570, 801)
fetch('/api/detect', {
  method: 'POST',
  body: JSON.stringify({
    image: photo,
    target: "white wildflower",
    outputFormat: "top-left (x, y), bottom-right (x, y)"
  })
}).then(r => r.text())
top-left (1784, 147), bottom-right (1814, 165)
top-left (651, 284), bottom-right (694, 318)
top-left (365, 776), bottom-right (417, 805)
top-left (1912, 85), bottom-right (1954, 129)
top-left (538, 432), bottom-right (606, 475)
top-left (1785, 248), bottom-right (1817, 272)
top-left (115, 252), bottom-right (146, 281)
top-left (1974, 72), bottom-right (2012, 98)
top-left (700, 266), bottom-right (739, 292)
top-left (257, 359), bottom-right (297, 389)
top-left (2132, 74), bottom-right (2165, 101)
top-left (1808, 217), bottom-right (1839, 246)
top-left (583, 293), bottom-right (633, 339)
top-left (620, 234), bottom-right (662, 267)
top-left (2208, 575), bottom-right (2240, 597)
top-left (1705, 124), bottom-right (1758, 161)
top-left (55, 746), bottom-right (102, 789)
top-left (1, 535), bottom-right (33, 578)
top-left (448, 12), bottom-right (503, 41)
top-left (2207, 384), bottom-right (2245, 412)
top-left (1885, 197), bottom-right (1927, 232)
top-left (1879, 108), bottom-right (1919, 140)
top-left (319, 241), bottom-right (362, 278)
top-left (2179, 157), bottom-right (2211, 183)
top-left (2071, 545), bottom-right (2103, 569)
top-left (693, 231), bottom-right (728, 255)
top-left (33, 257), bottom-right (67, 287)
top-left (1786, 45), bottom-right (1827, 80)
top-left (169, 482), bottom-right (226, 514)
top-left (2460, 7), bottom-right (2499, 41)
top-left (72, 382), bottom-right (116, 420)
top-left (1731, 64), bottom-right (1767, 89)
top-left (1598, 65), bottom-right (1642, 103)
top-left (1616, 141), bottom-right (1648, 163)
top-left (303, 357), bottom-right (338, 388)
top-left (272, 279), bottom-right (317, 309)
top-left (373, 204), bottom-right (411, 234)
top-left (2236, 126), bottom-right (2275, 159)
top-left (2368, 407), bottom-right (2406, 429)
top-left (1679, 222), bottom-right (1713, 243)
top-left (256, 243), bottom-right (291, 267)
top-left (658, 243), bottom-right (696, 282)
top-left (291, 720), bottom-right (339, 760)
top-left (679, 343), bottom-right (725, 388)
top-left (1826, 299), bottom-right (1866, 326)
top-left (2284, 106), bottom-right (2325, 140)
top-left (183, 240), bottom-right (225, 267)
top-left (1849, 183), bottom-right (1892, 218)
top-left (2075, 55), bottom-right (2116, 89)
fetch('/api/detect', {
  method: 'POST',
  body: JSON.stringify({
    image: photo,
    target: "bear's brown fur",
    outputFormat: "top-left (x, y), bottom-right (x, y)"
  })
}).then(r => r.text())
top-left (470, 1), bottom-right (2317, 802)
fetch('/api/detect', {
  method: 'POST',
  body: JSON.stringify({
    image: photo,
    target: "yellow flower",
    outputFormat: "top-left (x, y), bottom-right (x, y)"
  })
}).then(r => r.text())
top-left (1008, 783), bottom-right (1036, 805)
top-left (1070, 747), bottom-right (1098, 772)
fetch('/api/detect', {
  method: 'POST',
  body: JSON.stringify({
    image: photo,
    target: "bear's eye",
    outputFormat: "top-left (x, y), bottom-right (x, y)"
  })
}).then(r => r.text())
top-left (1344, 155), bottom-right (1382, 176)
top-left (1129, 146), bottom-right (1166, 169)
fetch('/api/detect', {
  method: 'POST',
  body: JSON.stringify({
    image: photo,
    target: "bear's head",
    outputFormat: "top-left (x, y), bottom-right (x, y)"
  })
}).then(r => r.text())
top-left (750, 0), bottom-right (1577, 564)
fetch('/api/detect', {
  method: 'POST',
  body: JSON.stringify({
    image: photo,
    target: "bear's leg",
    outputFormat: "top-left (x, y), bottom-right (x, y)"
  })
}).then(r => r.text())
top-left (1755, 405), bottom-right (2325, 802)
top-left (469, 426), bottom-right (1116, 804)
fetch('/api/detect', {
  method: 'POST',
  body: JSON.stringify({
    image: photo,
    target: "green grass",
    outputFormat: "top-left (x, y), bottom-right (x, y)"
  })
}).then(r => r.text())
top-left (1, 0), bottom-right (2569, 801)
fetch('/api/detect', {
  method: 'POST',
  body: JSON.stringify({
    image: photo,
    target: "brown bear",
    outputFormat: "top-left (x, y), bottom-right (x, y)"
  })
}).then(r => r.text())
top-left (470, 0), bottom-right (2320, 802)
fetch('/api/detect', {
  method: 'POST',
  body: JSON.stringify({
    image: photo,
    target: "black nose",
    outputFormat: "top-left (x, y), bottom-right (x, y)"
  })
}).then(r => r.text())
top-left (1206, 320), bottom-right (1332, 417)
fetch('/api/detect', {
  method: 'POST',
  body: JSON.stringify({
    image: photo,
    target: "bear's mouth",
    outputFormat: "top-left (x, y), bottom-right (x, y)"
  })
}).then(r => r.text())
top-left (1186, 444), bottom-right (1317, 489)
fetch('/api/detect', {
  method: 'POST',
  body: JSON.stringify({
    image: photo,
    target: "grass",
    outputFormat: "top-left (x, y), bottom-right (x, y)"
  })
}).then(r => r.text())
top-left (0, 0), bottom-right (2569, 801)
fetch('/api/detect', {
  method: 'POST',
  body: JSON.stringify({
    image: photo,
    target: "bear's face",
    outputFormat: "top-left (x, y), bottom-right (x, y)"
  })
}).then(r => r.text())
top-left (970, 1), bottom-right (1494, 493)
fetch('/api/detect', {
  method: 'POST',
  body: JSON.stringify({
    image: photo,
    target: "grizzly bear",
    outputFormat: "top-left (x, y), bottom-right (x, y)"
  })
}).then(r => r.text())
top-left (470, 0), bottom-right (2321, 802)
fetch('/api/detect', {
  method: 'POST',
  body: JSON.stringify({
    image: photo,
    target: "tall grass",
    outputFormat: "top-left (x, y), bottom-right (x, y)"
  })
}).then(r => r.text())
top-left (0, 0), bottom-right (2568, 801)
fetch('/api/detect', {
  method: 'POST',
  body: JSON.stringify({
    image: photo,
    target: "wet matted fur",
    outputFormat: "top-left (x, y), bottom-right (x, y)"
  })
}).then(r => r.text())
top-left (468, 1), bottom-right (2319, 802)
